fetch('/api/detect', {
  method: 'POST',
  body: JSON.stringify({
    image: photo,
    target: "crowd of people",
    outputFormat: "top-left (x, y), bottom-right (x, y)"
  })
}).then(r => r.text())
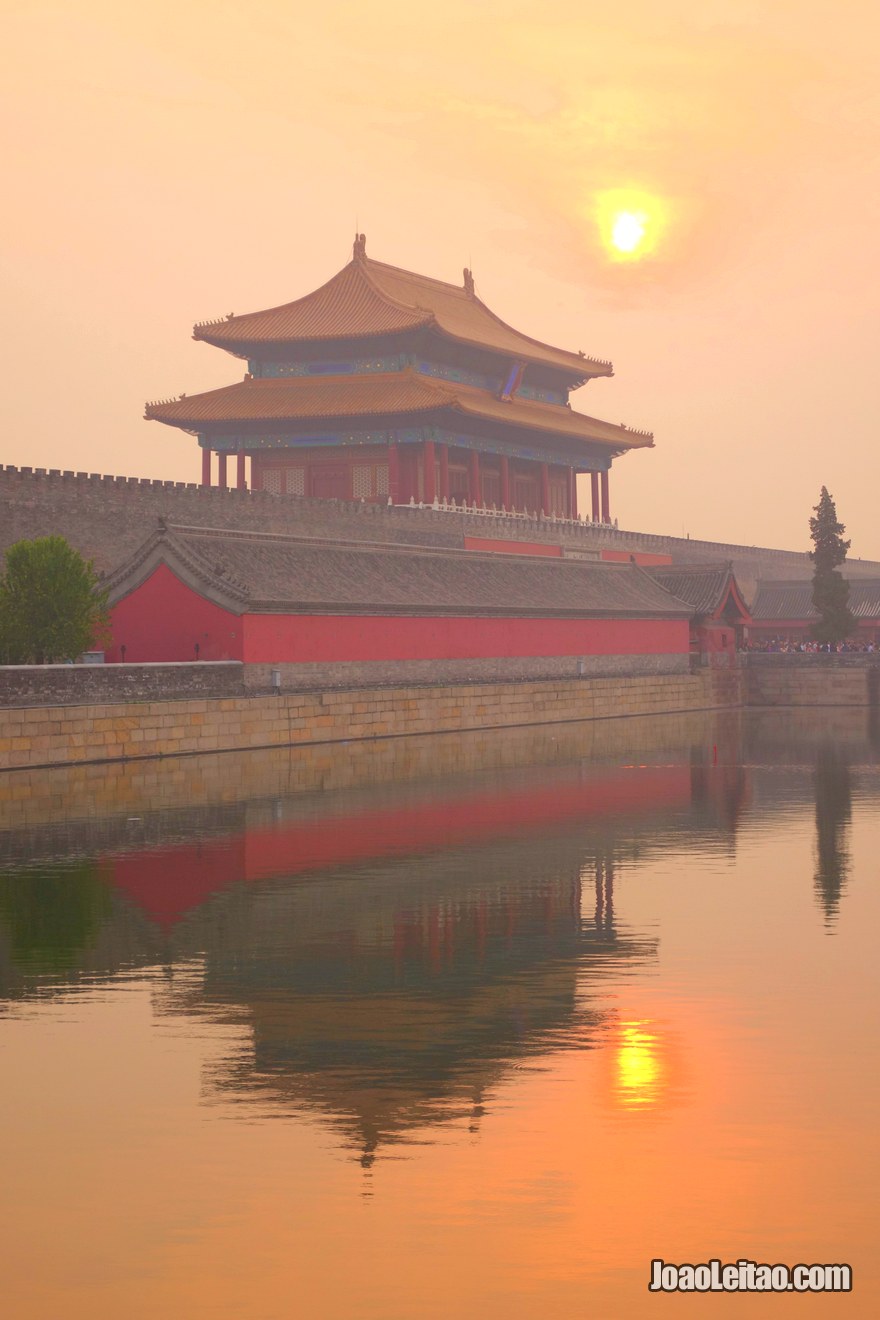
top-left (742, 637), bottom-right (877, 654)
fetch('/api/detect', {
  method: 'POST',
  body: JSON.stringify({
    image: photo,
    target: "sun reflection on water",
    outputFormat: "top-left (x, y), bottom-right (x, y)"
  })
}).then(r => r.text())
top-left (615, 1020), bottom-right (664, 1108)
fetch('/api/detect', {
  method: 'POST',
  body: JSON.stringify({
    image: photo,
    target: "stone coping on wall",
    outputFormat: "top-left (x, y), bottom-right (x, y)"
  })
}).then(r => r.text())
top-left (0, 655), bottom-right (691, 708)
top-left (743, 653), bottom-right (880, 667)
top-left (0, 661), bottom-right (244, 709)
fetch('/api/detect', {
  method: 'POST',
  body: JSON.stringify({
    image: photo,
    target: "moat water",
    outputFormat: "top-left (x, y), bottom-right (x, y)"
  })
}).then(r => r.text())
top-left (0, 708), bottom-right (877, 1317)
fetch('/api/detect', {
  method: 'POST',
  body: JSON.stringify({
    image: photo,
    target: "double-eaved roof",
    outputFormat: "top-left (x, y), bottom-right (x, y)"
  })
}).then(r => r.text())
top-left (105, 523), bottom-right (693, 619)
top-left (145, 369), bottom-right (652, 453)
top-left (192, 242), bottom-right (613, 380)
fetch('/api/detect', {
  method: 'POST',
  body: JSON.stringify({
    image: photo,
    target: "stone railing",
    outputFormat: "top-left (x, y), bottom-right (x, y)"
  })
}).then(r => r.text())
top-left (743, 652), bottom-right (880, 667)
top-left (392, 497), bottom-right (618, 533)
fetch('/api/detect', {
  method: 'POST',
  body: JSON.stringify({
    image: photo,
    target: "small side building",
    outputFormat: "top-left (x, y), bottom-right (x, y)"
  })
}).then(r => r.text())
top-left (646, 563), bottom-right (751, 663)
top-left (103, 523), bottom-right (693, 685)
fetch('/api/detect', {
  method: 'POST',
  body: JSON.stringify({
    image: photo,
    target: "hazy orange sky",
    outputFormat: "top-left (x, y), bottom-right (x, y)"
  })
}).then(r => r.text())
top-left (3, 0), bottom-right (879, 555)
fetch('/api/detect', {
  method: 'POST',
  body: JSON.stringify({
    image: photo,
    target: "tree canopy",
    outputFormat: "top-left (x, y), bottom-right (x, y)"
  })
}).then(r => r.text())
top-left (0, 536), bottom-right (110, 664)
top-left (809, 488), bottom-right (856, 645)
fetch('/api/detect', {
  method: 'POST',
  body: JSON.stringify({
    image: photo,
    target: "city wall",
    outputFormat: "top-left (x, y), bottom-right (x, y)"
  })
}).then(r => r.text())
top-left (7, 463), bottom-right (880, 600)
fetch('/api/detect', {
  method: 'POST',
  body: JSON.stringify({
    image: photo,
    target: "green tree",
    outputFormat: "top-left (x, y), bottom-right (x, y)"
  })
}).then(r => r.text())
top-left (809, 487), bottom-right (856, 645)
top-left (0, 536), bottom-right (110, 664)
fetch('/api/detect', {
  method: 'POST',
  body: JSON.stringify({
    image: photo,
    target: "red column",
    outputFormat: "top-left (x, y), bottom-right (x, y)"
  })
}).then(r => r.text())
top-left (236, 453), bottom-right (247, 490)
top-left (540, 463), bottom-right (550, 516)
top-left (423, 438), bottom-right (436, 504)
top-left (591, 472), bottom-right (600, 522)
top-left (500, 455), bottom-right (510, 511)
top-left (388, 443), bottom-right (400, 504)
top-left (217, 452), bottom-right (227, 490)
top-left (469, 449), bottom-right (481, 506)
top-left (201, 448), bottom-right (211, 488)
top-left (601, 470), bottom-right (610, 524)
top-left (438, 443), bottom-right (449, 502)
top-left (569, 469), bottom-right (578, 519)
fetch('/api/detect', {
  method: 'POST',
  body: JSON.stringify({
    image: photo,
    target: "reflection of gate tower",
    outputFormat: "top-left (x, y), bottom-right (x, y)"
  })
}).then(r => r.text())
top-left (146, 236), bottom-right (653, 522)
top-left (149, 833), bottom-right (657, 1162)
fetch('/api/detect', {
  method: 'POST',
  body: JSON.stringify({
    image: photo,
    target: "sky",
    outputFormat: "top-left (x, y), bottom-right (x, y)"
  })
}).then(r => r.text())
top-left (2, 0), bottom-right (879, 556)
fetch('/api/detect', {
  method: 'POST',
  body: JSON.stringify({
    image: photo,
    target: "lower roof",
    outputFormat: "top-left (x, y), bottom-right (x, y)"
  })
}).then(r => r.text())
top-left (751, 578), bottom-right (880, 621)
top-left (145, 370), bottom-right (652, 454)
top-left (104, 523), bottom-right (693, 619)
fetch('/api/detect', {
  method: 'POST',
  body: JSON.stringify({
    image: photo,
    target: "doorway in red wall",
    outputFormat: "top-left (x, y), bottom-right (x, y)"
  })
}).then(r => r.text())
top-left (310, 464), bottom-right (350, 499)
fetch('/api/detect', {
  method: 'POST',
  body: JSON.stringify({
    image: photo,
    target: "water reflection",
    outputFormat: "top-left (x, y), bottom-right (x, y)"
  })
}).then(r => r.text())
top-left (614, 1021), bottom-right (665, 1109)
top-left (0, 859), bottom-right (112, 976)
top-left (813, 745), bottom-right (853, 926)
top-left (0, 707), bottom-right (874, 1158)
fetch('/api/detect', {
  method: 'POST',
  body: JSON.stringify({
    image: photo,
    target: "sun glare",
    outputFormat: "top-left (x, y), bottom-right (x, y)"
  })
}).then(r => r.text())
top-left (595, 189), bottom-right (666, 263)
top-left (615, 1021), bottom-right (665, 1108)
top-left (612, 211), bottom-right (646, 254)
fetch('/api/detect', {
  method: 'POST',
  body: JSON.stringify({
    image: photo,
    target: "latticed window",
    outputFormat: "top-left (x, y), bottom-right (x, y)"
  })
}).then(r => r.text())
top-left (375, 463), bottom-right (389, 495)
top-left (513, 474), bottom-right (538, 512)
top-left (449, 466), bottom-right (470, 504)
top-left (262, 468), bottom-right (283, 494)
top-left (352, 464), bottom-right (373, 497)
top-left (286, 467), bottom-right (306, 495)
top-left (482, 470), bottom-right (502, 508)
top-left (549, 478), bottom-right (569, 516)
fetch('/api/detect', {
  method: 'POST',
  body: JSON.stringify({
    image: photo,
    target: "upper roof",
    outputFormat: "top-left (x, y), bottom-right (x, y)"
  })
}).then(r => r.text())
top-left (145, 369), bottom-right (652, 453)
top-left (192, 236), bottom-right (612, 380)
top-left (647, 563), bottom-right (751, 621)
top-left (105, 523), bottom-right (692, 618)
top-left (751, 578), bottom-right (880, 621)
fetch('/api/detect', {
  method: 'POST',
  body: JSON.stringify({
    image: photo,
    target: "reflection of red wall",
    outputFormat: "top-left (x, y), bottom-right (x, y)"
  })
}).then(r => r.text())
top-left (108, 565), bottom-right (243, 662)
top-left (464, 538), bottom-right (562, 558)
top-left (601, 550), bottom-right (673, 566)
top-left (112, 837), bottom-right (246, 929)
top-left (242, 767), bottom-right (690, 885)
top-left (108, 766), bottom-right (691, 928)
top-left (243, 615), bottom-right (687, 663)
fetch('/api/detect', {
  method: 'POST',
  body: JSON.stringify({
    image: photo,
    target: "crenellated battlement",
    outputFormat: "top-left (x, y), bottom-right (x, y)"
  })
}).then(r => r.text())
top-left (1, 463), bottom-right (875, 601)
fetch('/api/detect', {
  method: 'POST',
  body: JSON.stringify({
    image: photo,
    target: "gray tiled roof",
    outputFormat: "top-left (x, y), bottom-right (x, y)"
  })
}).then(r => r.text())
top-left (106, 524), bottom-right (694, 618)
top-left (751, 578), bottom-right (880, 621)
top-left (646, 564), bottom-right (738, 617)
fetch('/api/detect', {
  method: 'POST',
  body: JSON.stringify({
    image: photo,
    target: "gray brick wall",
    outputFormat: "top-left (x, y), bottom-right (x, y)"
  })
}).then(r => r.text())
top-left (4, 465), bottom-right (877, 605)
top-left (0, 662), bottom-right (245, 708)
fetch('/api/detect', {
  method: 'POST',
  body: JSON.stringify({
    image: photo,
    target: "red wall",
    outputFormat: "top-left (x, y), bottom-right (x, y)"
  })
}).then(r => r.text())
top-left (244, 613), bottom-right (687, 662)
top-left (464, 537), bottom-right (563, 558)
top-left (108, 564), bottom-right (244, 662)
top-left (108, 566), bottom-right (688, 663)
top-left (695, 622), bottom-right (738, 660)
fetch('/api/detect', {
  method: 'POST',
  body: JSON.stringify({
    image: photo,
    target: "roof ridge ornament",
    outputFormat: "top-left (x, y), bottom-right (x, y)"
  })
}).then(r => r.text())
top-left (353, 232), bottom-right (367, 261)
top-left (463, 267), bottom-right (475, 296)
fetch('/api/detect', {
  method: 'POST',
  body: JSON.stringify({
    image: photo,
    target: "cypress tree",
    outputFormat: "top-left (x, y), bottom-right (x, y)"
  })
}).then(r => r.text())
top-left (809, 488), bottom-right (856, 644)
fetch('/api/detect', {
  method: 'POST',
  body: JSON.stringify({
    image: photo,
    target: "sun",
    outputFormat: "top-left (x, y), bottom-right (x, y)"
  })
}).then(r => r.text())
top-left (611, 211), bottom-right (647, 254)
top-left (594, 188), bottom-right (666, 263)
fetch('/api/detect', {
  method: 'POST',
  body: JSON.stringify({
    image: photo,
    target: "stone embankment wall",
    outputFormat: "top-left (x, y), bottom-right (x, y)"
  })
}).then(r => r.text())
top-left (745, 654), bottom-right (880, 707)
top-left (0, 670), bottom-right (741, 771)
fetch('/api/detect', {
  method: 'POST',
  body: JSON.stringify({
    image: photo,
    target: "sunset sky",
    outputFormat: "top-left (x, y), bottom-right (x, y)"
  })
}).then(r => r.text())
top-left (3, 0), bottom-right (878, 555)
